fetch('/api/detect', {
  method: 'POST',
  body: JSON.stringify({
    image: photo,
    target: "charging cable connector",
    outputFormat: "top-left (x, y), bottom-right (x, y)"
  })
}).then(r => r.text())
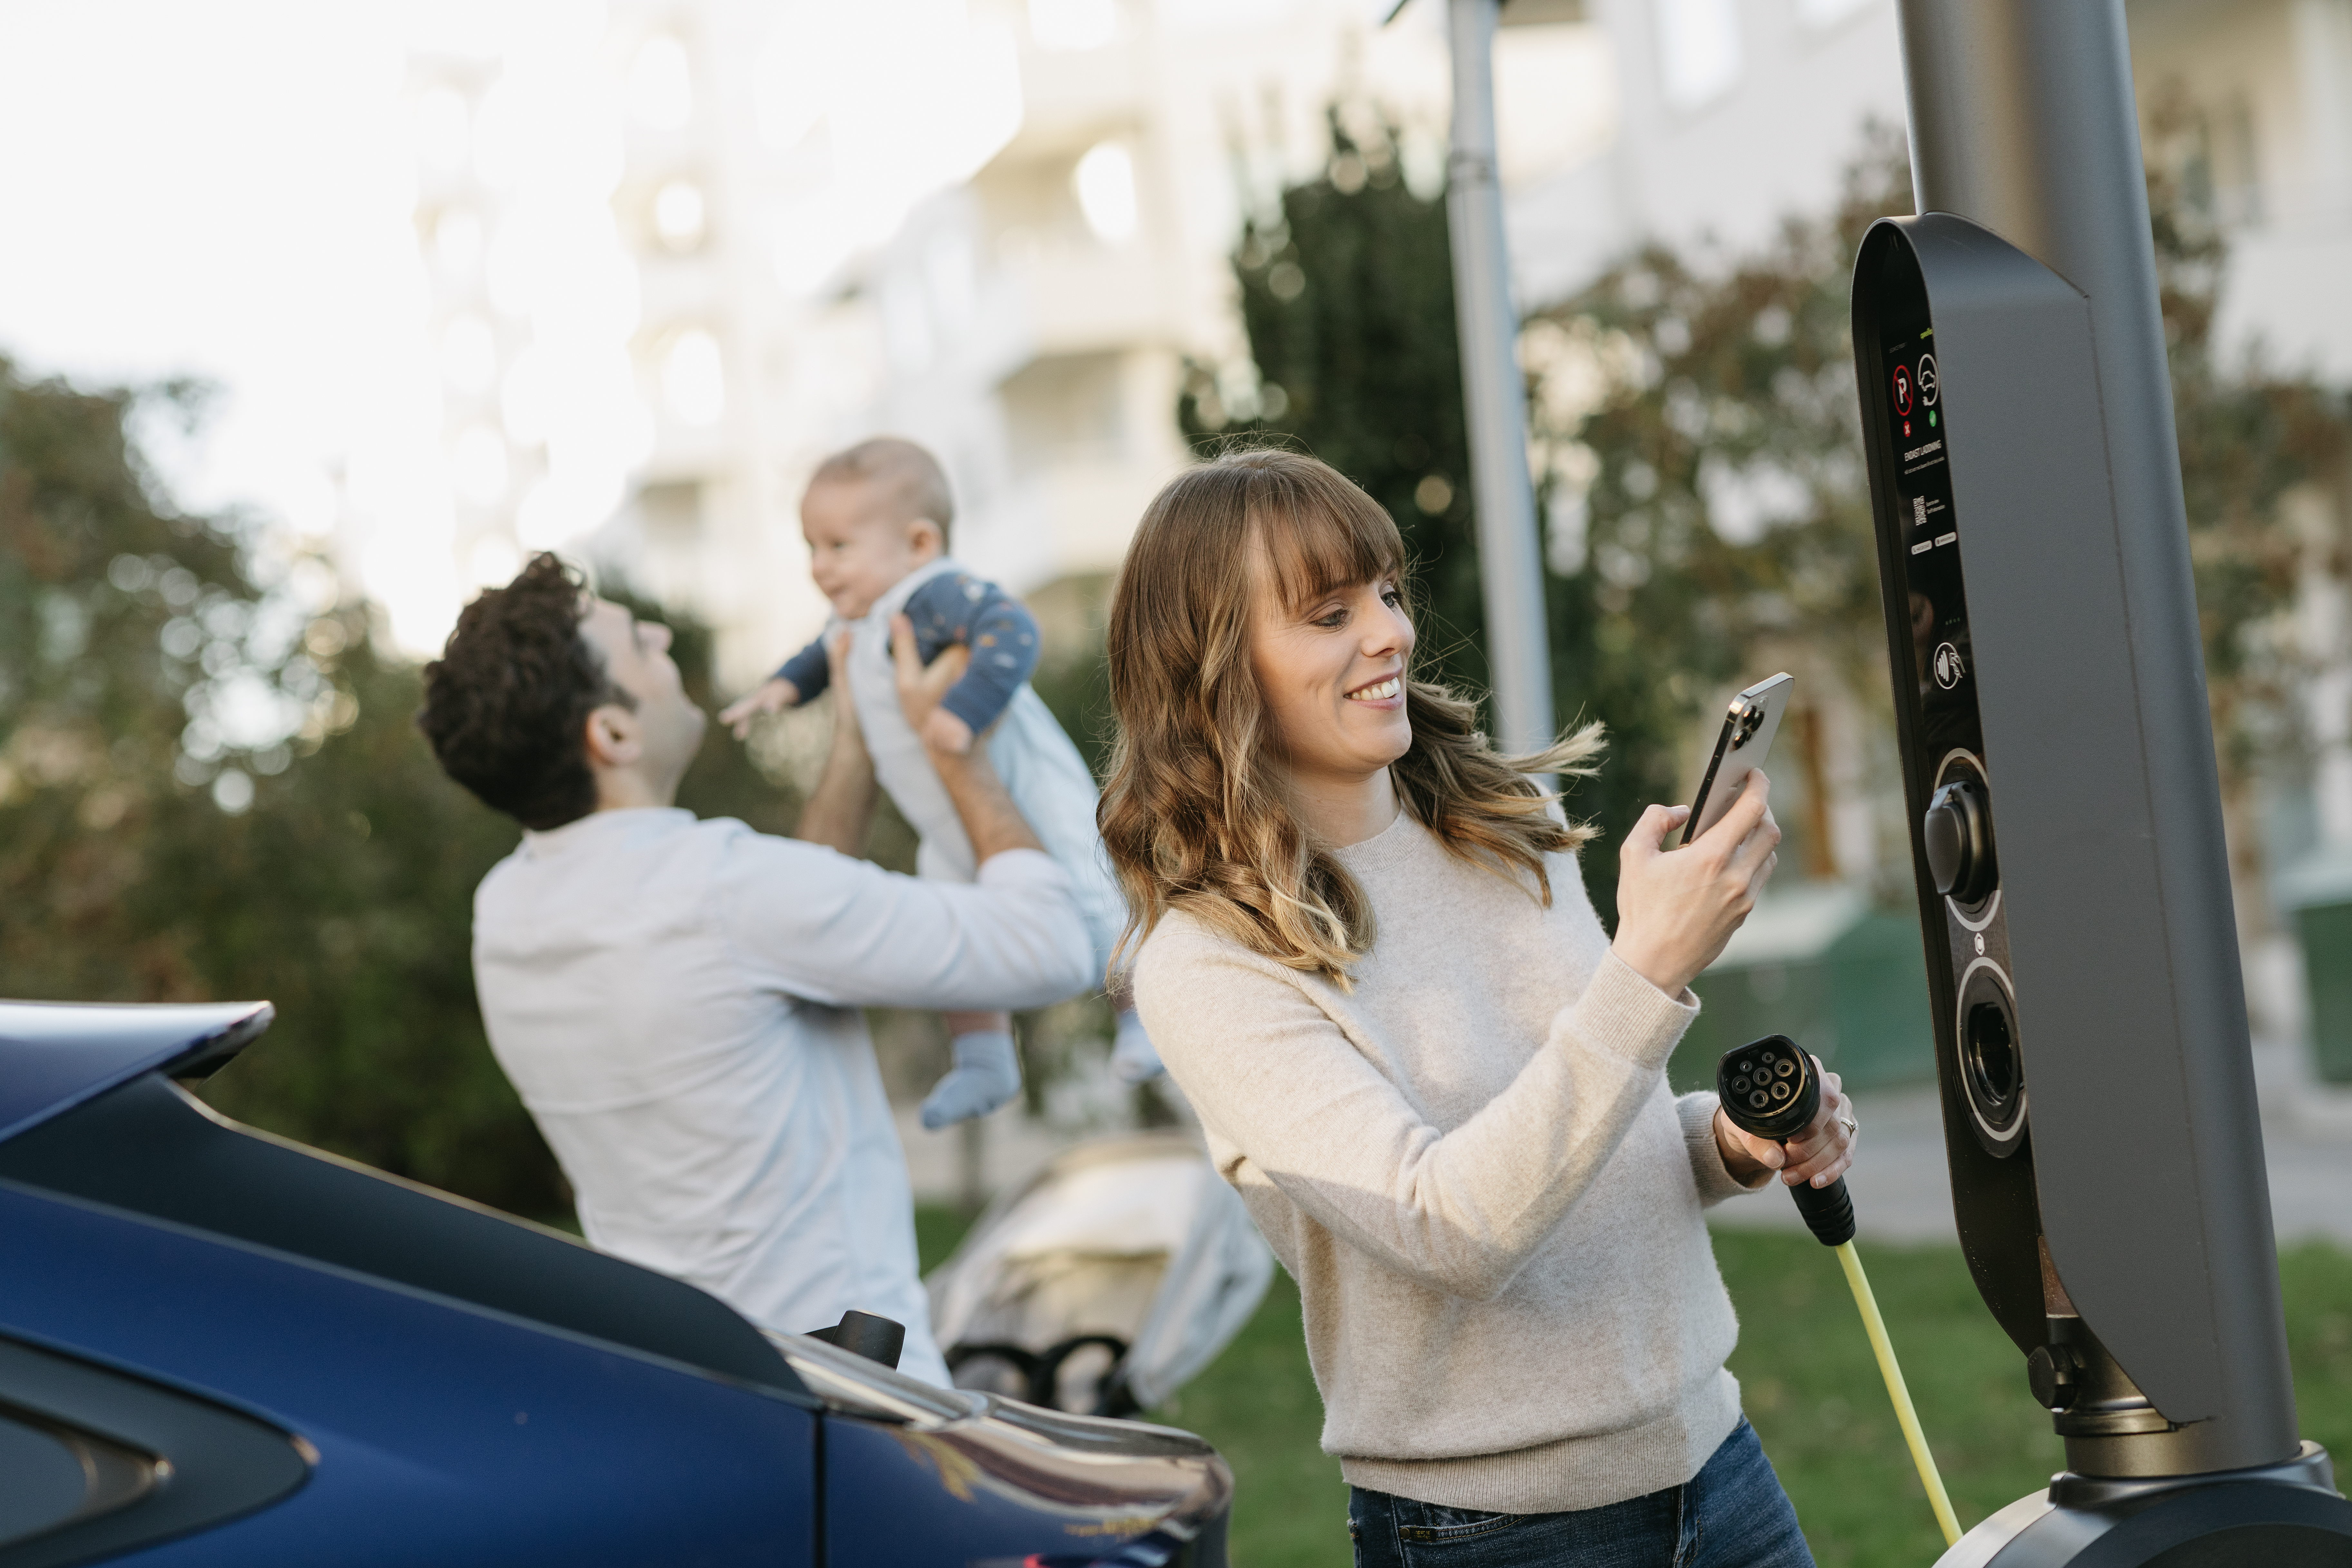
top-left (1718, 1036), bottom-right (1962, 1549)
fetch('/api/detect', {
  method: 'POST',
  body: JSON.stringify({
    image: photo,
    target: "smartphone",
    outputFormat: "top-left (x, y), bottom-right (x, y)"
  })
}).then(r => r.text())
top-left (1682, 673), bottom-right (1795, 846)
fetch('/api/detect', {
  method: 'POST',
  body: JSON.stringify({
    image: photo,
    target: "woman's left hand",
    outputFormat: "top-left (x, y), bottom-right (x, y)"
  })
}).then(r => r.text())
top-left (1712, 1059), bottom-right (1857, 1189)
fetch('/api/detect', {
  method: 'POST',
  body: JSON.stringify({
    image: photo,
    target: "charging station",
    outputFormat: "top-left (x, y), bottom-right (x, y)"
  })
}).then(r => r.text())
top-left (1856, 3), bottom-right (2352, 1561)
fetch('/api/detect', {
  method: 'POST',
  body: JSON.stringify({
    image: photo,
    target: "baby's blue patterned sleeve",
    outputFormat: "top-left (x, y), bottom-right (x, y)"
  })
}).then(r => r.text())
top-left (775, 636), bottom-right (831, 704)
top-left (904, 572), bottom-right (1041, 736)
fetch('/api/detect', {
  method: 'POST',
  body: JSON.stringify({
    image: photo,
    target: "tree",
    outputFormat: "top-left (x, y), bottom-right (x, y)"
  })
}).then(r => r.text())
top-left (1535, 112), bottom-right (2350, 918)
top-left (2140, 86), bottom-right (2352, 935)
top-left (1525, 136), bottom-right (1919, 913)
top-left (1180, 112), bottom-right (1493, 703)
top-left (1189, 111), bottom-right (2349, 926)
top-left (1176, 112), bottom-right (1902, 921)
top-left (0, 358), bottom-right (819, 1217)
top-left (0, 357), bottom-right (560, 1210)
top-left (2, 365), bottom-right (273, 999)
top-left (1176, 105), bottom-right (1787, 921)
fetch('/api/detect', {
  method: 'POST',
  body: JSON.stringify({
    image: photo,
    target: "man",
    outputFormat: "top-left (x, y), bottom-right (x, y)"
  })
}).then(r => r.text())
top-left (417, 554), bottom-right (1094, 1385)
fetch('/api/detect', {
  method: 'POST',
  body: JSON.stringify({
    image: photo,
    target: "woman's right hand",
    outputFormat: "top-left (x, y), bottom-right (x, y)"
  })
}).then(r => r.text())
top-left (1611, 771), bottom-right (1780, 996)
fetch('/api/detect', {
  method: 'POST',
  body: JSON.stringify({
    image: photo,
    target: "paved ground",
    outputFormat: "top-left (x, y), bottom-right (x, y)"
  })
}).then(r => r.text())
top-left (1708, 1037), bottom-right (2352, 1246)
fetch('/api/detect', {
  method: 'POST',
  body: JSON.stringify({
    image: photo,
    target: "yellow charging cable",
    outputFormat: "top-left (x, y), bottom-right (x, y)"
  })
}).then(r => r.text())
top-left (1835, 1240), bottom-right (1962, 1547)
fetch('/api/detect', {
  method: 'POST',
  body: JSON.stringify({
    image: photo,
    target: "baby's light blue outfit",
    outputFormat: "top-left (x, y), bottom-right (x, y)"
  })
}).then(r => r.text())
top-left (838, 558), bottom-right (1127, 966)
top-left (816, 559), bottom-right (1158, 1112)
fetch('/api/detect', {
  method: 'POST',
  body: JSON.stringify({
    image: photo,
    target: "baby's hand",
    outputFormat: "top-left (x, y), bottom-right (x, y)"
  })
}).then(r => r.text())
top-left (719, 676), bottom-right (799, 740)
top-left (921, 706), bottom-right (975, 755)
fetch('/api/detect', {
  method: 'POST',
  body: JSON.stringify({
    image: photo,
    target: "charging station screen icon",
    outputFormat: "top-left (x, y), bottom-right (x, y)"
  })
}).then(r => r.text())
top-left (1887, 332), bottom-right (1952, 521)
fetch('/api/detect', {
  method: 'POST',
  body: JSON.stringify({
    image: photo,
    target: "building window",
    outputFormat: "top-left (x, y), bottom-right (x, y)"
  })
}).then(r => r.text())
top-left (652, 180), bottom-right (707, 253)
top-left (660, 328), bottom-right (726, 427)
top-left (1073, 141), bottom-right (1140, 246)
top-left (1029, 0), bottom-right (1117, 52)
top-left (2218, 94), bottom-right (2262, 227)
top-left (1795, 0), bottom-right (1873, 30)
top-left (1002, 352), bottom-right (1128, 472)
top-left (1656, 0), bottom-right (1742, 111)
top-left (628, 34), bottom-right (694, 131)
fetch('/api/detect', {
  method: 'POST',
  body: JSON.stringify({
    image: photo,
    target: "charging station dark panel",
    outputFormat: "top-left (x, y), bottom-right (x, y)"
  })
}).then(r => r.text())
top-left (1854, 214), bottom-right (2295, 1464)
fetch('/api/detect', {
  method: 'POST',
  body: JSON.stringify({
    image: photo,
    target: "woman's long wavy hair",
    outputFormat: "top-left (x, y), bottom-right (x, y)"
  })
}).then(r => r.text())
top-left (1100, 448), bottom-right (1604, 986)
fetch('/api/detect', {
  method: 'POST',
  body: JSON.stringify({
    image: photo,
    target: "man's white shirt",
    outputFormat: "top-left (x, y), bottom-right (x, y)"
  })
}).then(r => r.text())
top-left (471, 807), bottom-right (1094, 1385)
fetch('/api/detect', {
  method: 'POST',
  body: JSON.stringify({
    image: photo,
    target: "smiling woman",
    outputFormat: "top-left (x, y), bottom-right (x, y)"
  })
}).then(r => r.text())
top-left (1099, 447), bottom-right (1852, 1568)
top-left (1099, 449), bottom-right (1601, 985)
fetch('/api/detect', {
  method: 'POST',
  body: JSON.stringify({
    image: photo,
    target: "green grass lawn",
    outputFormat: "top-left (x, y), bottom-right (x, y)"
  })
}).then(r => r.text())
top-left (917, 1209), bottom-right (2352, 1568)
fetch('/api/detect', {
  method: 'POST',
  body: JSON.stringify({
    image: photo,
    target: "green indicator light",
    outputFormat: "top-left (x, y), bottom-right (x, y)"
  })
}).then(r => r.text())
top-left (1929, 410), bottom-right (1939, 427)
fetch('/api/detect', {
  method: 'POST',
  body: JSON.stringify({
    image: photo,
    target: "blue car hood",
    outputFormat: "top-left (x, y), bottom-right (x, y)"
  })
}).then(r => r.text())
top-left (0, 1000), bottom-right (273, 1145)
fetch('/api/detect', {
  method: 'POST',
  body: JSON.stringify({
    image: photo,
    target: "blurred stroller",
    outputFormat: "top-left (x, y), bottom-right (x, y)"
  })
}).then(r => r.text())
top-left (927, 1132), bottom-right (1274, 1418)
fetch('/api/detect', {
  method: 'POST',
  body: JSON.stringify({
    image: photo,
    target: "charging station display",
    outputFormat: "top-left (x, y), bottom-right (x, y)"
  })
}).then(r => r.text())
top-left (1881, 322), bottom-right (1976, 766)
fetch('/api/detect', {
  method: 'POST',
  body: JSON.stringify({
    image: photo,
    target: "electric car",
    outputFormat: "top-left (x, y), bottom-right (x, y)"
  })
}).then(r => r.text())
top-left (0, 1000), bottom-right (1233, 1568)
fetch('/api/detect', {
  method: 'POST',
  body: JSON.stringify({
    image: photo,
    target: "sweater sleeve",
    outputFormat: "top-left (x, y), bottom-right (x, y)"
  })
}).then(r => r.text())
top-left (774, 635), bottom-right (831, 703)
top-left (1676, 1091), bottom-right (1772, 1205)
top-left (722, 833), bottom-right (1093, 1011)
top-left (1135, 928), bottom-right (1698, 1303)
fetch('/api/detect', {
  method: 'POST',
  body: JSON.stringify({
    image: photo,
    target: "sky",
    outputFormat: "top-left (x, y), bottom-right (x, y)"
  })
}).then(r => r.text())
top-left (0, 0), bottom-right (1142, 652)
top-left (0, 1), bottom-right (432, 552)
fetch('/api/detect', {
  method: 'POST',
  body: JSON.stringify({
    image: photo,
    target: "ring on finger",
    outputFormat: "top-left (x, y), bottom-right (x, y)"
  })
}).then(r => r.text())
top-left (1837, 1114), bottom-right (1857, 1137)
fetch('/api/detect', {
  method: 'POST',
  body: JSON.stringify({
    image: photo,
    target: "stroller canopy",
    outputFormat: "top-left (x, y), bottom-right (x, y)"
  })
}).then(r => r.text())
top-left (927, 1133), bottom-right (1273, 1415)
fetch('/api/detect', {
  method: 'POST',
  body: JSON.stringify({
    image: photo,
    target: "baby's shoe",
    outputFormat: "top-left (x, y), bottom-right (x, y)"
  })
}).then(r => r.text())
top-left (1111, 1010), bottom-right (1164, 1084)
top-left (921, 1030), bottom-right (1022, 1129)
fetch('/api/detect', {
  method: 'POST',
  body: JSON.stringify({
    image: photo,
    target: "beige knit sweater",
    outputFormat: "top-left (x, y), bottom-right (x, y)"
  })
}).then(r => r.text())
top-left (1132, 808), bottom-right (1765, 1514)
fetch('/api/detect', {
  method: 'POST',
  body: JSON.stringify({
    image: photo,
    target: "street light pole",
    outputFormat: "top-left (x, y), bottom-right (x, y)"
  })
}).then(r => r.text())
top-left (1444, 0), bottom-right (1555, 757)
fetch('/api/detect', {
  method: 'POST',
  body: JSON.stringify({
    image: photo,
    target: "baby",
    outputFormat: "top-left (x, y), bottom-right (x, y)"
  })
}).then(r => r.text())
top-left (722, 438), bottom-right (1161, 1126)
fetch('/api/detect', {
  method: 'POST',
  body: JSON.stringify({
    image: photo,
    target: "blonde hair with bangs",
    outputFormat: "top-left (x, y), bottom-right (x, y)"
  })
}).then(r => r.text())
top-left (1100, 447), bottom-right (1604, 986)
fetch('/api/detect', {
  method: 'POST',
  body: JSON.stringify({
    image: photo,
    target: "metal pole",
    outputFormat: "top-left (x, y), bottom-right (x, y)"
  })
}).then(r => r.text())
top-left (1444, 0), bottom-right (1554, 757)
top-left (1893, 0), bottom-right (2298, 1474)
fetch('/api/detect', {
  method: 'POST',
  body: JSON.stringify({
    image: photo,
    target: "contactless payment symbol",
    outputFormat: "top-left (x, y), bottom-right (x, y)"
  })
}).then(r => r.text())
top-left (1933, 641), bottom-right (1965, 690)
top-left (1893, 363), bottom-right (1914, 417)
top-left (1916, 354), bottom-right (1939, 407)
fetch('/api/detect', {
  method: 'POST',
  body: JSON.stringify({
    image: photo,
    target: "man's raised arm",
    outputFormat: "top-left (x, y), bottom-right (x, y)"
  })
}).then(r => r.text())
top-left (727, 614), bottom-right (1093, 1014)
top-left (795, 632), bottom-right (877, 855)
top-left (888, 615), bottom-right (1044, 866)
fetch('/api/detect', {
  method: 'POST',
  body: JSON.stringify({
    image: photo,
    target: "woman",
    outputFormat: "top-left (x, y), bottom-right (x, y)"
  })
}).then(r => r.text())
top-left (1101, 450), bottom-right (1854, 1566)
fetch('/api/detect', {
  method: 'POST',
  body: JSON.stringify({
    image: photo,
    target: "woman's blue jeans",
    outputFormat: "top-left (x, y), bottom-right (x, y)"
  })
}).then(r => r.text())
top-left (1346, 1418), bottom-right (1815, 1568)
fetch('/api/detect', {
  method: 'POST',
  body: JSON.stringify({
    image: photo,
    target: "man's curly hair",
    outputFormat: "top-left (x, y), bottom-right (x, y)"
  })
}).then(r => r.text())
top-left (418, 553), bottom-right (632, 831)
